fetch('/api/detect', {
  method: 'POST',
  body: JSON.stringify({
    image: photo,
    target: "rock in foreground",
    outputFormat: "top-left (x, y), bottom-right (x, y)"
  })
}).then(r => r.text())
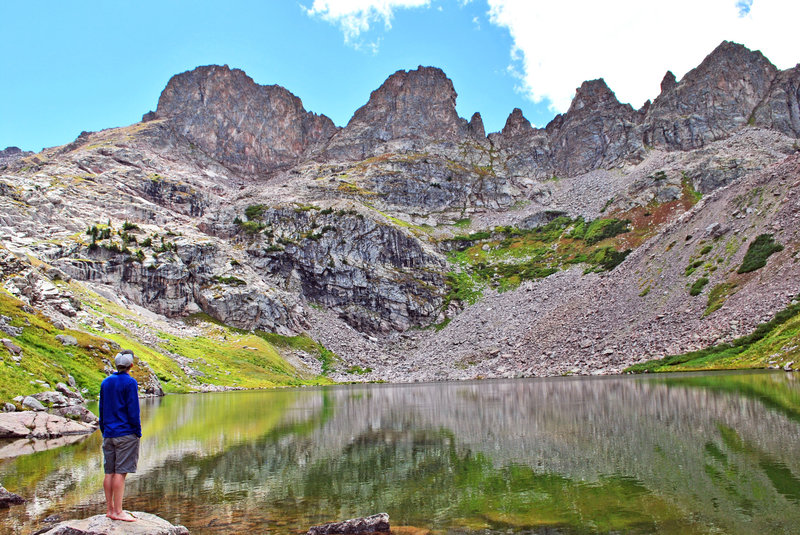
top-left (308, 513), bottom-right (390, 535)
top-left (40, 512), bottom-right (189, 535)
top-left (0, 411), bottom-right (96, 439)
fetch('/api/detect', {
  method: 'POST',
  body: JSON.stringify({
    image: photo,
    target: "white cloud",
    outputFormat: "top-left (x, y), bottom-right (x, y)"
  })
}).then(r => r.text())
top-left (487, 0), bottom-right (800, 112)
top-left (304, 0), bottom-right (432, 44)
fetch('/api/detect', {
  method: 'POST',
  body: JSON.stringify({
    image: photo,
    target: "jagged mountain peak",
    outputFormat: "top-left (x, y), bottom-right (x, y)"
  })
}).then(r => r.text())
top-left (659, 71), bottom-right (677, 93)
top-left (153, 64), bottom-right (338, 176)
top-left (323, 65), bottom-right (468, 160)
top-left (500, 108), bottom-right (535, 137)
top-left (567, 78), bottom-right (625, 113)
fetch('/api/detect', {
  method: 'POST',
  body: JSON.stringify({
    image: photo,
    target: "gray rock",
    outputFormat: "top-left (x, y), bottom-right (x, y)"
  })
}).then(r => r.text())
top-left (2, 403), bottom-right (15, 412)
top-left (33, 391), bottom-right (70, 408)
top-left (1, 338), bottom-right (22, 355)
top-left (55, 334), bottom-right (78, 346)
top-left (643, 41), bottom-right (778, 150)
top-left (0, 411), bottom-right (95, 438)
top-left (0, 485), bottom-right (25, 508)
top-left (308, 513), bottom-right (390, 535)
top-left (22, 396), bottom-right (46, 411)
top-left (39, 512), bottom-right (189, 535)
top-left (49, 405), bottom-right (99, 425)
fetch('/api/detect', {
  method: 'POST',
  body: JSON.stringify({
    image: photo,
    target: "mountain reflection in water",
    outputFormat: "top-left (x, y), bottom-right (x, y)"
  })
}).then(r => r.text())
top-left (1, 371), bottom-right (799, 534)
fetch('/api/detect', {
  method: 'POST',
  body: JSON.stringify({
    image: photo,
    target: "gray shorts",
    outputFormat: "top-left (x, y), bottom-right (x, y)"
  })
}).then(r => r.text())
top-left (102, 434), bottom-right (140, 474)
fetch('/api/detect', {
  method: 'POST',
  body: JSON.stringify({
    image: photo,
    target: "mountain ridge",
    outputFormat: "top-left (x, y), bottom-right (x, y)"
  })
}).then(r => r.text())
top-left (0, 40), bottom-right (798, 399)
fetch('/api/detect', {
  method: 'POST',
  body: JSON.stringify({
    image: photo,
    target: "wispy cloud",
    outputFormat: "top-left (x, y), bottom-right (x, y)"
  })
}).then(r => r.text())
top-left (487, 0), bottom-right (800, 113)
top-left (303, 0), bottom-right (432, 47)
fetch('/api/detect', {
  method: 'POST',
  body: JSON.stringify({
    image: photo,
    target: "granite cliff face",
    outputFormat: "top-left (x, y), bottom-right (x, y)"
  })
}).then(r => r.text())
top-left (1, 41), bottom-right (799, 389)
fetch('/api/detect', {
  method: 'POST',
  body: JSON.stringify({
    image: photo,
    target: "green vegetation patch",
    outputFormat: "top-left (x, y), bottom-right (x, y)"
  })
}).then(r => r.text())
top-left (444, 216), bottom-right (632, 303)
top-left (738, 233), bottom-right (784, 274)
top-left (255, 332), bottom-right (340, 376)
top-left (689, 277), bottom-right (709, 296)
top-left (625, 298), bottom-right (800, 373)
top-left (0, 290), bottom-right (116, 401)
top-left (705, 282), bottom-right (737, 316)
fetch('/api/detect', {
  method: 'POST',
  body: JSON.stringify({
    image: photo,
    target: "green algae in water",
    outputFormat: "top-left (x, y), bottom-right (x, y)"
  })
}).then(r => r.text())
top-left (1, 372), bottom-right (799, 534)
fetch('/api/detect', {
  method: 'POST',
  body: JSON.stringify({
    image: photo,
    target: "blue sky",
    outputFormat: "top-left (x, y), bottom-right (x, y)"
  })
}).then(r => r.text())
top-left (1, 0), bottom-right (797, 153)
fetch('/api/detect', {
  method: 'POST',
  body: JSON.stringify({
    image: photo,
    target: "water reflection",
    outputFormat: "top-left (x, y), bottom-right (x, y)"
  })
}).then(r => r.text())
top-left (1, 371), bottom-right (799, 534)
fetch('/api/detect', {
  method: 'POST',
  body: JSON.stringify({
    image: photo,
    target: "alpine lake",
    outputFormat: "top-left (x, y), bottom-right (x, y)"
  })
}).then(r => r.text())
top-left (1, 371), bottom-right (799, 534)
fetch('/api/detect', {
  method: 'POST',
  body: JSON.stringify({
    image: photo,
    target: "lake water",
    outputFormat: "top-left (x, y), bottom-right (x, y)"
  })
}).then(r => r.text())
top-left (1, 371), bottom-right (799, 534)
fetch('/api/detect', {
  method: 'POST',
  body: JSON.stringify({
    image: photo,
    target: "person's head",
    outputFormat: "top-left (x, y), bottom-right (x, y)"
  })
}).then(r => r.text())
top-left (114, 349), bottom-right (135, 373)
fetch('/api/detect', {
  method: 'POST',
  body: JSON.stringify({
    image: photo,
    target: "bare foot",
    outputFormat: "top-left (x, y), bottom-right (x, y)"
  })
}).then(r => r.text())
top-left (109, 511), bottom-right (137, 522)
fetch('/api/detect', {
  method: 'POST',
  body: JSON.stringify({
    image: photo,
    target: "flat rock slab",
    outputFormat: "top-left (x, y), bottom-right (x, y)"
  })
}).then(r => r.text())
top-left (308, 513), bottom-right (390, 535)
top-left (40, 512), bottom-right (189, 534)
top-left (0, 411), bottom-right (96, 439)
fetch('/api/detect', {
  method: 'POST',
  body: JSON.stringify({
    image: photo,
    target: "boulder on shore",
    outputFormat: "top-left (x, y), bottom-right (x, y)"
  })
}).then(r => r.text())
top-left (308, 513), bottom-right (390, 535)
top-left (0, 411), bottom-right (96, 439)
top-left (39, 512), bottom-right (189, 534)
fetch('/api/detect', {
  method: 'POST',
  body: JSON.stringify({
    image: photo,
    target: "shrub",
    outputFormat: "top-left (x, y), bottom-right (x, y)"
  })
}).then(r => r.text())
top-left (689, 277), bottom-right (709, 296)
top-left (738, 234), bottom-right (783, 273)
top-left (582, 219), bottom-right (630, 245)
top-left (214, 276), bottom-right (246, 286)
top-left (244, 204), bottom-right (266, 221)
top-left (122, 221), bottom-right (139, 231)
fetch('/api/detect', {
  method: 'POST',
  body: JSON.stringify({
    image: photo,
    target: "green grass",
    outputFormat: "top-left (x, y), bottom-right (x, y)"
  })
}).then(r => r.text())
top-left (255, 332), bottom-right (341, 375)
top-left (0, 290), bottom-right (116, 401)
top-left (705, 282), bottom-right (737, 316)
top-left (0, 281), bottom-right (334, 404)
top-left (738, 234), bottom-right (784, 274)
top-left (689, 277), bottom-right (709, 296)
top-left (443, 216), bottom-right (633, 303)
top-left (625, 299), bottom-right (800, 373)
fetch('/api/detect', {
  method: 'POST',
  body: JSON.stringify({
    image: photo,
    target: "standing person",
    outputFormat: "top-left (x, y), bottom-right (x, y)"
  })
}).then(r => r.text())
top-left (99, 349), bottom-right (141, 522)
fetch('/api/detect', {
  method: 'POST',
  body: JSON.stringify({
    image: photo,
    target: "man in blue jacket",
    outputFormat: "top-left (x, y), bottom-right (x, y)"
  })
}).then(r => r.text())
top-left (99, 349), bottom-right (141, 522)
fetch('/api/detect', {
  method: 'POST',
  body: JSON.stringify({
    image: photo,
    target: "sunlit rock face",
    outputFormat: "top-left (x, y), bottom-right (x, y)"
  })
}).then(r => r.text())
top-left (154, 65), bottom-right (338, 176)
top-left (323, 66), bottom-right (470, 160)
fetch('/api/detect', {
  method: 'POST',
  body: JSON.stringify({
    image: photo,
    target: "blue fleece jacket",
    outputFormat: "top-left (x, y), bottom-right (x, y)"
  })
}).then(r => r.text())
top-left (99, 372), bottom-right (141, 438)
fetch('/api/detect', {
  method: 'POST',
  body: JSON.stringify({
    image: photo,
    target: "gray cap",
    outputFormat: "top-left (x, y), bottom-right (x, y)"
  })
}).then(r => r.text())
top-left (114, 349), bottom-right (135, 368)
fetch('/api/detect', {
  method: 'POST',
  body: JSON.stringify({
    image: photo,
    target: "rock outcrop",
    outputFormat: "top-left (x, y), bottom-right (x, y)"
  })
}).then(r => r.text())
top-left (40, 512), bottom-right (189, 535)
top-left (0, 411), bottom-right (96, 439)
top-left (154, 65), bottom-right (338, 176)
top-left (0, 146), bottom-right (33, 166)
top-left (0, 40), bottom-right (798, 387)
top-left (642, 41), bottom-right (779, 150)
top-left (324, 66), bottom-right (468, 160)
top-left (546, 78), bottom-right (645, 176)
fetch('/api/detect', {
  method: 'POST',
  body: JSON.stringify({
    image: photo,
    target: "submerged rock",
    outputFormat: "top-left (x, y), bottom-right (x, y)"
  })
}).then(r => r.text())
top-left (0, 485), bottom-right (25, 508)
top-left (308, 513), bottom-right (390, 535)
top-left (39, 512), bottom-right (189, 534)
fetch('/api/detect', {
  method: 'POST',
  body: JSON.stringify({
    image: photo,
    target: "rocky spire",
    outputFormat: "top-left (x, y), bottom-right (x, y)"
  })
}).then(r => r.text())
top-left (501, 108), bottom-right (534, 138)
top-left (643, 41), bottom-right (779, 150)
top-left (468, 112), bottom-right (486, 139)
top-left (323, 66), bottom-right (468, 160)
top-left (660, 71), bottom-right (677, 93)
top-left (545, 79), bottom-right (643, 176)
top-left (154, 65), bottom-right (338, 176)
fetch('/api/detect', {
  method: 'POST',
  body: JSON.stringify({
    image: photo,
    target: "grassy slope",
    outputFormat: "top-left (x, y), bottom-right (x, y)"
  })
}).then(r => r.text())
top-left (625, 299), bottom-right (800, 374)
top-left (0, 283), bottom-right (331, 403)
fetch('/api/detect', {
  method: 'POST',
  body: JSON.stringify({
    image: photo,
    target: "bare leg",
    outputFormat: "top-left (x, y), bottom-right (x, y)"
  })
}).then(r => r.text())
top-left (103, 474), bottom-right (114, 517)
top-left (108, 473), bottom-right (136, 521)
